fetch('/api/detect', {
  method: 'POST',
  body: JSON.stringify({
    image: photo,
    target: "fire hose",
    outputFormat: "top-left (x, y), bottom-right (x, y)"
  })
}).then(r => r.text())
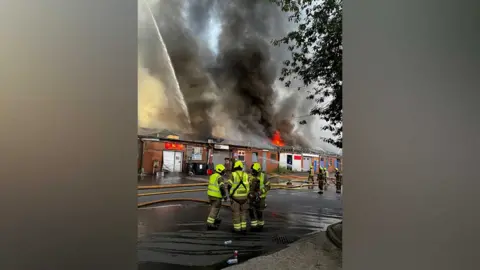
top-left (137, 183), bottom-right (316, 208)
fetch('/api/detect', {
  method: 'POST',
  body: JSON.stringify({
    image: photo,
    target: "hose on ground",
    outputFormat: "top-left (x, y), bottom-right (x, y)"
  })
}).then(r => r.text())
top-left (137, 198), bottom-right (231, 208)
top-left (137, 183), bottom-right (316, 196)
top-left (138, 177), bottom-right (317, 190)
top-left (138, 188), bottom-right (207, 197)
top-left (138, 183), bottom-right (208, 190)
top-left (137, 183), bottom-right (320, 207)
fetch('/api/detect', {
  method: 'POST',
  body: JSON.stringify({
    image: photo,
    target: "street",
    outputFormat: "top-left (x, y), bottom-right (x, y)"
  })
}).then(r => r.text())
top-left (137, 175), bottom-right (342, 269)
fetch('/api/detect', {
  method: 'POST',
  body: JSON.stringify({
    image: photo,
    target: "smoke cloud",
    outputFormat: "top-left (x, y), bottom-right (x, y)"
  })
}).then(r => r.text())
top-left (138, 0), bottom-right (312, 148)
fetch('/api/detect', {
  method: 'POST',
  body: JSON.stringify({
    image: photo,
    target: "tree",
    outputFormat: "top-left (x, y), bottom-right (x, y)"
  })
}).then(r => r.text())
top-left (271, 0), bottom-right (342, 148)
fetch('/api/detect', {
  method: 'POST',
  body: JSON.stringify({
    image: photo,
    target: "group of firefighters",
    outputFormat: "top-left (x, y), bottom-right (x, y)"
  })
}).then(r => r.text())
top-left (206, 160), bottom-right (342, 233)
top-left (206, 161), bottom-right (271, 233)
top-left (307, 165), bottom-right (343, 194)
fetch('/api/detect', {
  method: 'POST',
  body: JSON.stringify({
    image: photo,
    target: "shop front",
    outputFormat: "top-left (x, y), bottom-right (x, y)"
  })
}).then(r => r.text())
top-left (212, 144), bottom-right (231, 172)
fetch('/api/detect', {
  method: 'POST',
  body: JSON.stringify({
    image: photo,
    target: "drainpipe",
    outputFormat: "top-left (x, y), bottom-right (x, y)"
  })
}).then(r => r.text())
top-left (138, 139), bottom-right (144, 174)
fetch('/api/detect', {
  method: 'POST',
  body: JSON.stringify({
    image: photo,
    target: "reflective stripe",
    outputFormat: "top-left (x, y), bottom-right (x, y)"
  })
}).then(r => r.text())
top-left (258, 220), bottom-right (265, 226)
top-left (259, 173), bottom-right (269, 198)
top-left (233, 223), bottom-right (241, 230)
top-left (251, 220), bottom-right (258, 227)
top-left (240, 222), bottom-right (247, 229)
top-left (207, 217), bottom-right (215, 224)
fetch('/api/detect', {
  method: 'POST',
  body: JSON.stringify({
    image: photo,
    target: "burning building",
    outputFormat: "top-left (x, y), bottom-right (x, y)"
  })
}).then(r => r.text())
top-left (138, 0), bottom-right (313, 148)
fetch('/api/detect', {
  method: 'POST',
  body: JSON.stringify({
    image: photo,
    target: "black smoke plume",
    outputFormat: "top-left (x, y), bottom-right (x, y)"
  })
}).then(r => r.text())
top-left (144, 0), bottom-right (310, 147)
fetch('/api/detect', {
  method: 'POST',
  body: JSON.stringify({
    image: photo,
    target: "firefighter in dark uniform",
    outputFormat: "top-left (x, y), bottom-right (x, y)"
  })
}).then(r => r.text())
top-left (323, 167), bottom-right (328, 190)
top-left (226, 161), bottom-right (250, 233)
top-left (317, 166), bottom-right (325, 194)
top-left (308, 165), bottom-right (315, 189)
top-left (335, 168), bottom-right (342, 193)
top-left (206, 164), bottom-right (227, 230)
top-left (248, 162), bottom-right (271, 231)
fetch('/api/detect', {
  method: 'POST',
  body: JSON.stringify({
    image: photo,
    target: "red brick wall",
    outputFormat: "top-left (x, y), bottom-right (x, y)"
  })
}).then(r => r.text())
top-left (232, 148), bottom-right (279, 173)
top-left (324, 156), bottom-right (343, 174)
top-left (232, 147), bottom-right (251, 167)
top-left (265, 151), bottom-right (278, 173)
top-left (142, 143), bottom-right (163, 174)
top-left (141, 141), bottom-right (187, 174)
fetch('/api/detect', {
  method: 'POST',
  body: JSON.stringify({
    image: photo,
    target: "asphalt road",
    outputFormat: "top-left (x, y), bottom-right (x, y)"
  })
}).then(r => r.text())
top-left (137, 176), bottom-right (343, 269)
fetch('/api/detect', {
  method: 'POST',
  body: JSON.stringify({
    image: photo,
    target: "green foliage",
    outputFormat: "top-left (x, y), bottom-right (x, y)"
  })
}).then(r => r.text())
top-left (271, 0), bottom-right (343, 148)
top-left (277, 165), bottom-right (290, 174)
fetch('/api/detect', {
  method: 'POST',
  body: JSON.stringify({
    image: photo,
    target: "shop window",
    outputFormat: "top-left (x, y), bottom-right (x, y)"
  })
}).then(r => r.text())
top-left (270, 153), bottom-right (277, 160)
top-left (252, 152), bottom-right (258, 162)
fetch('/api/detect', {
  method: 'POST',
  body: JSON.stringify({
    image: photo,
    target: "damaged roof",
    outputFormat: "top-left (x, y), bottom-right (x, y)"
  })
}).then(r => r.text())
top-left (137, 127), bottom-right (340, 156)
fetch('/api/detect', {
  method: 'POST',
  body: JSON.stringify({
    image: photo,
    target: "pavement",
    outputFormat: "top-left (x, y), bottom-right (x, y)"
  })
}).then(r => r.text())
top-left (137, 173), bottom-right (343, 269)
top-left (225, 231), bottom-right (342, 270)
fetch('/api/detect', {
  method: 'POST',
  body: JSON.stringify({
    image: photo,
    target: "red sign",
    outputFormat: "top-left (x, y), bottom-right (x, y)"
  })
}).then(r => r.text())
top-left (164, 142), bottom-right (184, 150)
top-left (294, 155), bottom-right (302, 160)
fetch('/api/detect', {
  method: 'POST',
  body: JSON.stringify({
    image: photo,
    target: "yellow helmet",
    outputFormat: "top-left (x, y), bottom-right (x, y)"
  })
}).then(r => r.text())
top-left (233, 160), bottom-right (244, 170)
top-left (215, 164), bottom-right (226, 174)
top-left (310, 165), bottom-right (313, 168)
top-left (251, 162), bottom-right (261, 173)
top-left (335, 168), bottom-right (339, 171)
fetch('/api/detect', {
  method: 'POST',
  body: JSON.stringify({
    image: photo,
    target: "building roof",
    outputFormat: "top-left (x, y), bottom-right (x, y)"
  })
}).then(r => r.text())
top-left (137, 128), bottom-right (341, 156)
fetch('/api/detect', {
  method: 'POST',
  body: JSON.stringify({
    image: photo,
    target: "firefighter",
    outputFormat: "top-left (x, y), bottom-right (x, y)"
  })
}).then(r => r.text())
top-left (226, 161), bottom-right (250, 233)
top-left (317, 166), bottom-right (325, 194)
top-left (206, 164), bottom-right (228, 230)
top-left (322, 167), bottom-right (328, 190)
top-left (335, 168), bottom-right (342, 193)
top-left (248, 162), bottom-right (271, 231)
top-left (308, 165), bottom-right (315, 189)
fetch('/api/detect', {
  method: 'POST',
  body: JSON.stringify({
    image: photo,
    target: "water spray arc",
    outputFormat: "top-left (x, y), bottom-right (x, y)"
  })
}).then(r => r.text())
top-left (139, 0), bottom-right (191, 129)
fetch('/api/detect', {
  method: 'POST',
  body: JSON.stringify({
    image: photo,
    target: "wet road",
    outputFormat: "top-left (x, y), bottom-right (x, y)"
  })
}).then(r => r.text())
top-left (137, 175), bottom-right (342, 269)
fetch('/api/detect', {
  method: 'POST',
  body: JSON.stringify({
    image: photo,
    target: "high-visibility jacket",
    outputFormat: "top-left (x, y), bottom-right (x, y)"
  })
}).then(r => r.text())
top-left (207, 173), bottom-right (224, 198)
top-left (228, 171), bottom-right (250, 199)
top-left (258, 173), bottom-right (270, 198)
top-left (309, 168), bottom-right (315, 176)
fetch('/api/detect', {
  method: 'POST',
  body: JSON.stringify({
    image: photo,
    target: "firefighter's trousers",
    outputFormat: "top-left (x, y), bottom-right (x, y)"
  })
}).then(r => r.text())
top-left (231, 197), bottom-right (249, 232)
top-left (308, 175), bottom-right (315, 189)
top-left (249, 198), bottom-right (266, 229)
top-left (206, 196), bottom-right (222, 226)
top-left (317, 176), bottom-right (324, 192)
top-left (336, 181), bottom-right (342, 193)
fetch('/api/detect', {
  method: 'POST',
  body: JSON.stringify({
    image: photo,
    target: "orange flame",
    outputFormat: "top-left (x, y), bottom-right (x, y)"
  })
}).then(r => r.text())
top-left (271, 130), bottom-right (285, 147)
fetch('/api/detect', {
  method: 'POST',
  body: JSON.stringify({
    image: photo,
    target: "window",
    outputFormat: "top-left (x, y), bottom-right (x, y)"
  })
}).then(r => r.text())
top-left (237, 150), bottom-right (245, 161)
top-left (252, 152), bottom-right (258, 162)
top-left (270, 153), bottom-right (277, 160)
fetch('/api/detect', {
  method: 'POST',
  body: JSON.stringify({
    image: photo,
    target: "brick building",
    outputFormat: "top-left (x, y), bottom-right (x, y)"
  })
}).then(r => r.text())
top-left (137, 128), bottom-right (342, 175)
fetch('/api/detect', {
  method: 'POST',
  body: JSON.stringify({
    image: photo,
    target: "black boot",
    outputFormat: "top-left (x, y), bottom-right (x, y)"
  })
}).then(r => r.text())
top-left (207, 224), bottom-right (218, 230)
top-left (214, 219), bottom-right (222, 226)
